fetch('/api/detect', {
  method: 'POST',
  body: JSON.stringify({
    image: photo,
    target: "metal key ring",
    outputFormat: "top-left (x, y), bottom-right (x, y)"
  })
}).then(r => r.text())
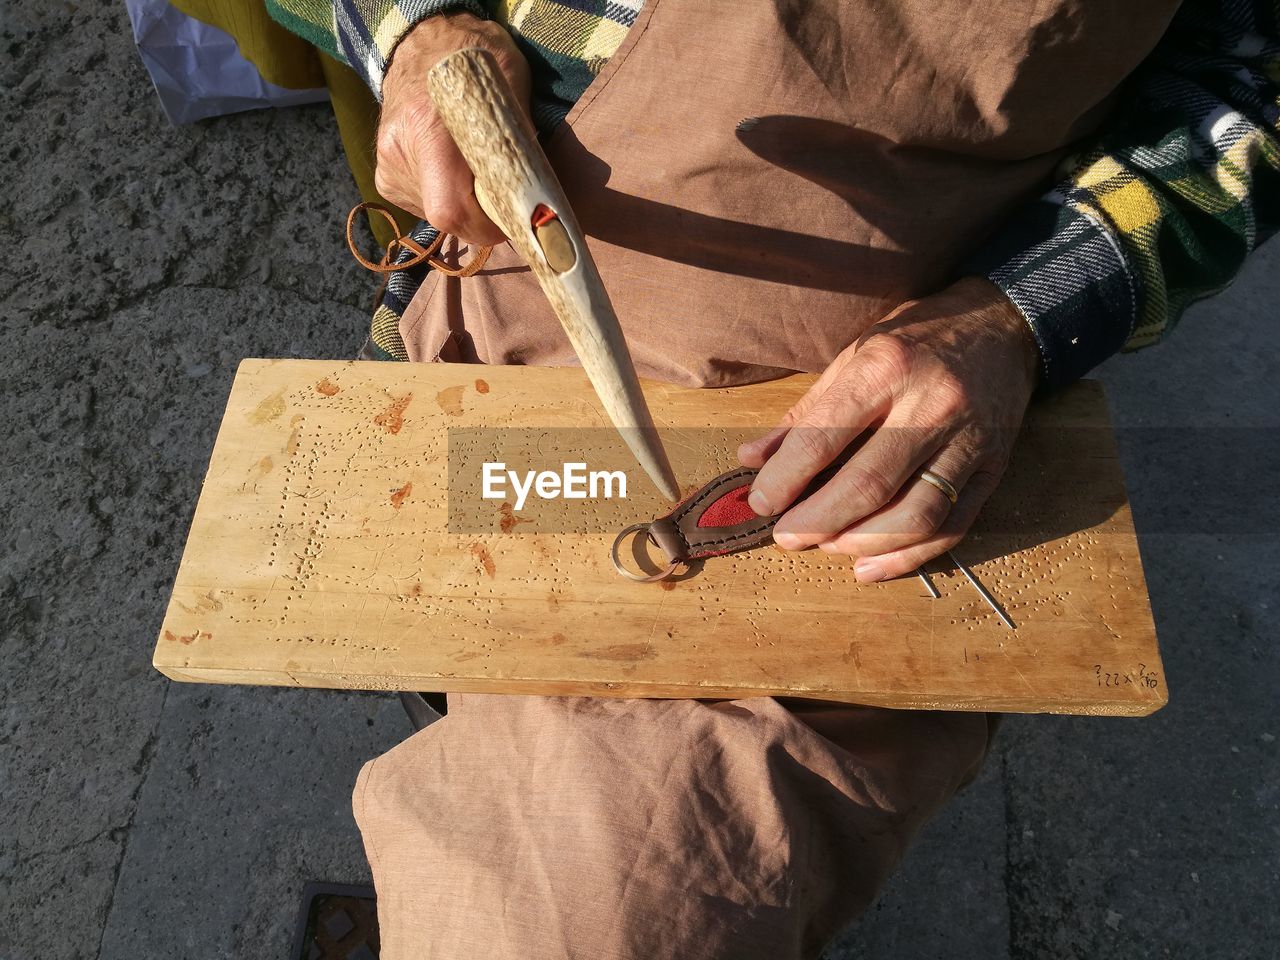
top-left (610, 523), bottom-right (681, 583)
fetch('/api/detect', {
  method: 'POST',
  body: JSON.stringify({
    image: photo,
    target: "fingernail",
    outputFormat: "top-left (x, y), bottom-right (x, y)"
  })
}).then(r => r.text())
top-left (773, 531), bottom-right (802, 550)
top-left (855, 560), bottom-right (886, 582)
top-left (748, 488), bottom-right (772, 516)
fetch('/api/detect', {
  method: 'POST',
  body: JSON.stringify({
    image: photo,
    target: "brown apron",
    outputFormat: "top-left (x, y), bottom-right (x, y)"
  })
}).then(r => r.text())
top-left (402, 0), bottom-right (1180, 388)
top-left (362, 5), bottom-right (1183, 956)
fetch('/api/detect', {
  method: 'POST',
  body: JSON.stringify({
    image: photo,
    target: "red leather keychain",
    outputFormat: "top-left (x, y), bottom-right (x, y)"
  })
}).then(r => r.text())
top-left (611, 463), bottom-right (839, 582)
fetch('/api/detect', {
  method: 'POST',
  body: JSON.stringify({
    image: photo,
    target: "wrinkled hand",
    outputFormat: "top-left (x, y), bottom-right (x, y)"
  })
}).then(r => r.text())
top-left (377, 13), bottom-right (531, 244)
top-left (738, 277), bottom-right (1041, 581)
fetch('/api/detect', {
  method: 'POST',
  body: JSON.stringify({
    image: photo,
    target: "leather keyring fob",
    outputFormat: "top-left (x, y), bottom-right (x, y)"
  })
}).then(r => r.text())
top-left (612, 461), bottom-right (847, 580)
top-left (648, 467), bottom-right (771, 562)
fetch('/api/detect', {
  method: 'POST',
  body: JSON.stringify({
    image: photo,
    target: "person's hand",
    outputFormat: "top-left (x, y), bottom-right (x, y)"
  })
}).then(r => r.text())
top-left (738, 277), bottom-right (1041, 581)
top-left (376, 13), bottom-right (531, 244)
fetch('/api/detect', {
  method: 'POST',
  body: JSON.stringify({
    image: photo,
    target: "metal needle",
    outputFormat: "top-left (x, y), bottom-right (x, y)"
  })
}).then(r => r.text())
top-left (946, 550), bottom-right (1017, 630)
top-left (915, 567), bottom-right (940, 598)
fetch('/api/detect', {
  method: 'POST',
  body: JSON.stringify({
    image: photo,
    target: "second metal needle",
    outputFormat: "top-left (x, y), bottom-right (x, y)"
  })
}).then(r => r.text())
top-left (947, 550), bottom-right (1016, 630)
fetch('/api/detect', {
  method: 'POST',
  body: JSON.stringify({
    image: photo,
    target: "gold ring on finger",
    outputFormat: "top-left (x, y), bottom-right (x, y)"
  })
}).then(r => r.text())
top-left (918, 469), bottom-right (959, 504)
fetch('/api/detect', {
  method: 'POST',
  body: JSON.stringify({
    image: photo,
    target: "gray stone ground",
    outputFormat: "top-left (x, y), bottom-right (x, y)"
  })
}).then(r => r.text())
top-left (1, 3), bottom-right (1276, 959)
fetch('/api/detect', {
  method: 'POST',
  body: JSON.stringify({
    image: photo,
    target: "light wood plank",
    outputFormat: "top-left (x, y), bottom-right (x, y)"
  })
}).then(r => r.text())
top-left (154, 359), bottom-right (1166, 716)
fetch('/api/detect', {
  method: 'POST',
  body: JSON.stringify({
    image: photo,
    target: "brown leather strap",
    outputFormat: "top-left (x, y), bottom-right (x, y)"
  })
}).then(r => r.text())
top-left (646, 459), bottom-right (851, 565)
top-left (345, 202), bottom-right (493, 279)
top-left (648, 468), bottom-right (771, 563)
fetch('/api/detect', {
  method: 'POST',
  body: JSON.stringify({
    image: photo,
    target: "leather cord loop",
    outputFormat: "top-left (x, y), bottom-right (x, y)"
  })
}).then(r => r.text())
top-left (346, 201), bottom-right (493, 278)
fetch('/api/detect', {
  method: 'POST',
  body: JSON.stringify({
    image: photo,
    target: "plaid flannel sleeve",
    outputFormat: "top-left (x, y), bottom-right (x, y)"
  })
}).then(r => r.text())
top-left (967, 0), bottom-right (1280, 390)
top-left (334, 0), bottom-right (488, 98)
top-left (268, 0), bottom-right (488, 97)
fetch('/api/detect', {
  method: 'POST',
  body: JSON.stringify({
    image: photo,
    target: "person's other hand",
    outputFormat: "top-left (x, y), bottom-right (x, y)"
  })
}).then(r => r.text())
top-left (738, 277), bottom-right (1040, 581)
top-left (377, 13), bottom-right (531, 244)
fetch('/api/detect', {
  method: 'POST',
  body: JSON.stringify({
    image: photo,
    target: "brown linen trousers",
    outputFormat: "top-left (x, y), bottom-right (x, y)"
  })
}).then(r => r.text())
top-left (358, 0), bottom-right (1179, 955)
top-left (358, 696), bottom-right (996, 959)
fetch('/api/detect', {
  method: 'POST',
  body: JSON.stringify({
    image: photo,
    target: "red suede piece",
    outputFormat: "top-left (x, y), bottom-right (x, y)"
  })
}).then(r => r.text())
top-left (531, 203), bottom-right (558, 227)
top-left (696, 485), bottom-right (756, 528)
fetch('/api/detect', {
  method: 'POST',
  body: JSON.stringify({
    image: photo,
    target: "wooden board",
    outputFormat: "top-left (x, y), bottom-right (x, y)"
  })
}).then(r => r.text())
top-left (154, 359), bottom-right (1166, 716)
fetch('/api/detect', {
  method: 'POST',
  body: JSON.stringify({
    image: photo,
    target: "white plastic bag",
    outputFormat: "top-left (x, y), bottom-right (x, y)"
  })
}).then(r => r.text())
top-left (125, 0), bottom-right (328, 125)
